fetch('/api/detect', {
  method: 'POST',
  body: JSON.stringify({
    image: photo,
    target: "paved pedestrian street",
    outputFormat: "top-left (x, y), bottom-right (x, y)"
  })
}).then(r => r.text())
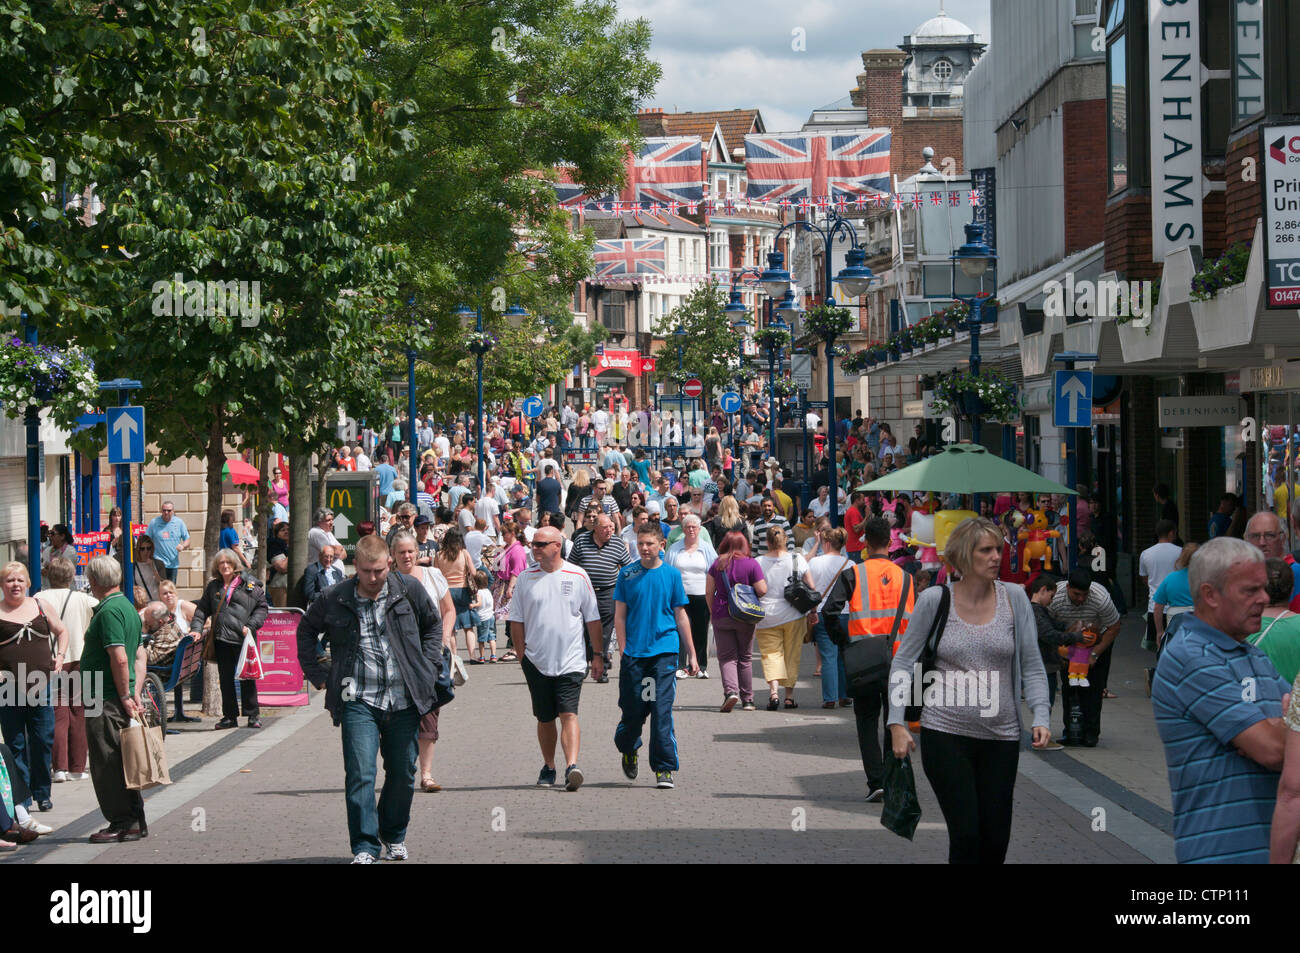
top-left (6, 617), bottom-right (1169, 865)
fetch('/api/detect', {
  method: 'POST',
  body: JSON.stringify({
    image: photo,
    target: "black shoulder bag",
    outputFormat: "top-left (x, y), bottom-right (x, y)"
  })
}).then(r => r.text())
top-left (842, 562), bottom-right (911, 694)
top-left (902, 584), bottom-right (951, 722)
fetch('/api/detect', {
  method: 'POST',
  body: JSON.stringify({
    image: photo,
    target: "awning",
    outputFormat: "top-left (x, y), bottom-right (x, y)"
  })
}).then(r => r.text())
top-left (862, 323), bottom-right (1017, 376)
top-left (222, 459), bottom-right (260, 485)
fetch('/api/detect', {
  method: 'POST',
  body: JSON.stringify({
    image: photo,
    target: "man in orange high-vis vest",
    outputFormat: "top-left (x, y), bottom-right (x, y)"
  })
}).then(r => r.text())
top-left (824, 516), bottom-right (914, 802)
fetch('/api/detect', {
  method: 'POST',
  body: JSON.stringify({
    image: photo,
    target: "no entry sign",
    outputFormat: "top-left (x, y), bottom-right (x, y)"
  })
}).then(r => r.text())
top-left (682, 378), bottom-right (703, 398)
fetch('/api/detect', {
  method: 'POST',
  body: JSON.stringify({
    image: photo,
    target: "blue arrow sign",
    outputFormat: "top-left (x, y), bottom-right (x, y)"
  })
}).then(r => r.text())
top-left (719, 391), bottom-right (742, 414)
top-left (106, 406), bottom-right (145, 464)
top-left (522, 395), bottom-right (545, 418)
top-left (1053, 370), bottom-right (1093, 428)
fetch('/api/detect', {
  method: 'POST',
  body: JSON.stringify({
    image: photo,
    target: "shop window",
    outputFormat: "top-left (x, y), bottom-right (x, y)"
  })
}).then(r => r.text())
top-left (602, 291), bottom-right (626, 335)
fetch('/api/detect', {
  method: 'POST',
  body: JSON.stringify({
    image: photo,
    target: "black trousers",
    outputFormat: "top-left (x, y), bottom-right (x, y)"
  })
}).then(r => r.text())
top-left (852, 680), bottom-right (887, 789)
top-left (1059, 644), bottom-right (1112, 742)
top-left (86, 696), bottom-right (146, 829)
top-left (585, 589), bottom-right (616, 663)
top-left (920, 727), bottom-right (1019, 864)
top-left (679, 594), bottom-right (710, 670)
top-left (214, 639), bottom-right (260, 719)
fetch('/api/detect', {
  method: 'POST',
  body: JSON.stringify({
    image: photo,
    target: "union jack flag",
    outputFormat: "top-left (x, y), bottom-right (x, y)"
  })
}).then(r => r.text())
top-left (743, 129), bottom-right (891, 203)
top-left (592, 238), bottom-right (666, 279)
top-left (633, 137), bottom-right (705, 206)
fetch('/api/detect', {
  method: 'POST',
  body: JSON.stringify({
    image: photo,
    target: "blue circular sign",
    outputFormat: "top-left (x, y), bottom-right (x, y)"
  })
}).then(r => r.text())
top-left (719, 391), bottom-right (742, 414)
top-left (523, 395), bottom-right (545, 418)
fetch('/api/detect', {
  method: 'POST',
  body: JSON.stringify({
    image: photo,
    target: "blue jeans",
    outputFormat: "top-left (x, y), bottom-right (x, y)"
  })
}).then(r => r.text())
top-left (0, 689), bottom-right (54, 806)
top-left (811, 622), bottom-right (841, 705)
top-left (339, 701), bottom-right (420, 857)
top-left (615, 653), bottom-right (679, 772)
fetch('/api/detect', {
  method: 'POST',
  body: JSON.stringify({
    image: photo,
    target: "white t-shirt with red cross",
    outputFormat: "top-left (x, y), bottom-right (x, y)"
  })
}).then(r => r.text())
top-left (507, 561), bottom-right (600, 676)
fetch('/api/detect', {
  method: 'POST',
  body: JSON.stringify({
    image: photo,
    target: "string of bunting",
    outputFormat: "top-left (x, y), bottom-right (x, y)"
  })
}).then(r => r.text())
top-left (563, 190), bottom-right (985, 217)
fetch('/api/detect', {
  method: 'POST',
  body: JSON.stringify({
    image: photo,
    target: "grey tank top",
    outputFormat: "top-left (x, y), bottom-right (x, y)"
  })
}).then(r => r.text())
top-left (919, 582), bottom-right (1020, 741)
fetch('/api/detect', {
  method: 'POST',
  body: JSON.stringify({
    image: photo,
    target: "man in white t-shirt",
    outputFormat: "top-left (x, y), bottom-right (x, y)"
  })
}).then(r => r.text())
top-left (353, 445), bottom-right (372, 471)
top-left (1139, 518), bottom-right (1183, 647)
top-left (433, 431), bottom-right (451, 461)
top-left (474, 490), bottom-right (502, 540)
top-left (508, 526), bottom-right (603, 791)
top-left (809, 484), bottom-right (832, 519)
top-left (592, 407), bottom-right (610, 447)
top-left (465, 519), bottom-right (491, 568)
top-left (805, 410), bottom-right (820, 431)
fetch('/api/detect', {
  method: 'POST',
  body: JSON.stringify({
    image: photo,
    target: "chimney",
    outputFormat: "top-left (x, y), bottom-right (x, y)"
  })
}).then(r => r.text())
top-left (851, 49), bottom-right (905, 131)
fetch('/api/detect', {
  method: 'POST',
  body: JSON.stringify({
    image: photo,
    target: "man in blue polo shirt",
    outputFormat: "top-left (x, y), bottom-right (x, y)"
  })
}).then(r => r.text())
top-left (1153, 537), bottom-right (1292, 864)
top-left (145, 500), bottom-right (190, 582)
top-left (612, 521), bottom-right (697, 790)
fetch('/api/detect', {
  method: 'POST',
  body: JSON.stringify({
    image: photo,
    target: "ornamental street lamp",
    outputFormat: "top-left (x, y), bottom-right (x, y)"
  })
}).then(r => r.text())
top-left (725, 269), bottom-right (764, 458)
top-left (948, 221), bottom-right (998, 448)
top-left (759, 211), bottom-right (878, 527)
top-left (763, 313), bottom-right (788, 458)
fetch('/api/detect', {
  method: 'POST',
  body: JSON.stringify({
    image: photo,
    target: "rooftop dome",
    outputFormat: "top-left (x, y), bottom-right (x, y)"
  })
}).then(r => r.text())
top-left (910, 10), bottom-right (977, 40)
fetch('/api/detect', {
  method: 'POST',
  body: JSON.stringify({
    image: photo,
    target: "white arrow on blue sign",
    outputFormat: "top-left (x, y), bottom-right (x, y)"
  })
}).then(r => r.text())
top-left (523, 395), bottom-right (545, 418)
top-left (719, 391), bottom-right (742, 414)
top-left (106, 406), bottom-right (146, 464)
top-left (1052, 370), bottom-right (1093, 428)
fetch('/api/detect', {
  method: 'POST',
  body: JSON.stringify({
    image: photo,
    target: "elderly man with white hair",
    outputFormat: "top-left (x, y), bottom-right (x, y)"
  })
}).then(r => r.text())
top-left (1153, 536), bottom-right (1292, 864)
top-left (1245, 510), bottom-right (1300, 612)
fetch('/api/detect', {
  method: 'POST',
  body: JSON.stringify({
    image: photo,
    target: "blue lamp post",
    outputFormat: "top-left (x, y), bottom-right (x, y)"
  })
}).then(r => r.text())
top-left (762, 313), bottom-right (788, 457)
top-left (948, 221), bottom-right (998, 448)
top-left (724, 271), bottom-right (763, 457)
top-left (759, 215), bottom-right (876, 527)
top-left (457, 304), bottom-right (489, 493)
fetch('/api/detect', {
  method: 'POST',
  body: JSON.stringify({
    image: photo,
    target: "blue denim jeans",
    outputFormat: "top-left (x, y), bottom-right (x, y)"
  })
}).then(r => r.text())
top-left (835, 646), bottom-right (849, 701)
top-left (615, 653), bottom-right (679, 772)
top-left (339, 701), bottom-right (420, 857)
top-left (0, 688), bottom-right (54, 806)
top-left (811, 621), bottom-right (841, 705)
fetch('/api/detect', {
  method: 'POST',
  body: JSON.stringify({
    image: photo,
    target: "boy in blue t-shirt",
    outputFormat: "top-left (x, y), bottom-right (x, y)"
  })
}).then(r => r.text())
top-left (612, 522), bottom-right (697, 790)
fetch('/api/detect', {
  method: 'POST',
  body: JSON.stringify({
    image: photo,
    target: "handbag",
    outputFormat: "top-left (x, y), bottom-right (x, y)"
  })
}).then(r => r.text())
top-left (880, 752), bottom-right (922, 840)
top-left (718, 559), bottom-right (765, 626)
top-left (433, 646), bottom-right (456, 709)
top-left (843, 566), bottom-right (912, 694)
top-left (903, 584), bottom-right (951, 722)
top-left (122, 704), bottom-right (171, 791)
top-left (783, 553), bottom-right (822, 614)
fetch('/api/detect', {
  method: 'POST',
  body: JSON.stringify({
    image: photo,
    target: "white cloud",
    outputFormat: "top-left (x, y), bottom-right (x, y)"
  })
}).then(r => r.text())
top-left (619, 0), bottom-right (991, 130)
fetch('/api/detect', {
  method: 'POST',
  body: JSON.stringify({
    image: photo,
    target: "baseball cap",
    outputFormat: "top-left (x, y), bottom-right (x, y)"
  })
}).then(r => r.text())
top-left (413, 514), bottom-right (431, 526)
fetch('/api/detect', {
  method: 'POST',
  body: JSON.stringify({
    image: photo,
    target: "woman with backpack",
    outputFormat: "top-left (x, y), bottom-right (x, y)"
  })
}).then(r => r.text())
top-left (753, 526), bottom-right (817, 709)
top-left (704, 530), bottom-right (767, 712)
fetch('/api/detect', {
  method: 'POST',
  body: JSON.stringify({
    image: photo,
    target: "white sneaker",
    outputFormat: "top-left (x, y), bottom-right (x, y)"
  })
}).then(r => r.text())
top-left (20, 817), bottom-right (52, 835)
top-left (351, 852), bottom-right (376, 864)
top-left (696, 670), bottom-right (710, 679)
top-left (52, 771), bottom-right (68, 783)
top-left (69, 772), bottom-right (90, 781)
top-left (675, 669), bottom-right (689, 679)
top-left (382, 842), bottom-right (409, 861)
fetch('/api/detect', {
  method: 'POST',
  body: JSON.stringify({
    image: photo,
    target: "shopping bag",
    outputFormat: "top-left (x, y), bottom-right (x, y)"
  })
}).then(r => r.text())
top-left (449, 651), bottom-right (468, 687)
top-left (234, 632), bottom-right (265, 680)
top-left (122, 708), bottom-right (171, 791)
top-left (880, 752), bottom-right (922, 841)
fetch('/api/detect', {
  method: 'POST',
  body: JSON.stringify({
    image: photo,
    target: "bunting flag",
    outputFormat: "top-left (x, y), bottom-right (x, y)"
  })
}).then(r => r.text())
top-left (633, 137), bottom-right (705, 206)
top-left (743, 129), bottom-right (891, 203)
top-left (592, 238), bottom-right (667, 278)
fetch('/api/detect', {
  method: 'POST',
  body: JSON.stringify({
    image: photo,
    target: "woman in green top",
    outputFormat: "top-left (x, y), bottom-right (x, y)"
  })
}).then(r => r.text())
top-left (1249, 558), bottom-right (1300, 685)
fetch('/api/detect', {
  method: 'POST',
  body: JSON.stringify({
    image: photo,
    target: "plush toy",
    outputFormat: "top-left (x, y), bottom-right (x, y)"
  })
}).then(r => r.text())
top-left (1018, 506), bottom-right (1061, 573)
top-left (1059, 629), bottom-right (1098, 687)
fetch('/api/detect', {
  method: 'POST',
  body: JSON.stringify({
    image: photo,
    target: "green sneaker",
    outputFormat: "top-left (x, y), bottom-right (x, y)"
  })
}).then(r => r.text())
top-left (621, 751), bottom-right (638, 780)
top-left (655, 771), bottom-right (674, 789)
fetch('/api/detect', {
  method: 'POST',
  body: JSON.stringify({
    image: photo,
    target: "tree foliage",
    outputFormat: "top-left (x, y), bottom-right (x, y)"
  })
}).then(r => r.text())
top-left (653, 280), bottom-right (741, 398)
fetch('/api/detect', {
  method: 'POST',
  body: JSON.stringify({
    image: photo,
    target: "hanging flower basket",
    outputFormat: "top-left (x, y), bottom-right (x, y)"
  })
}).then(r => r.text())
top-left (754, 327), bottom-right (792, 352)
top-left (932, 369), bottom-right (1019, 422)
top-left (733, 366), bottom-right (758, 385)
top-left (802, 304), bottom-right (855, 340)
top-left (666, 367), bottom-right (695, 385)
top-left (464, 330), bottom-right (498, 354)
top-left (767, 378), bottom-right (799, 399)
top-left (0, 339), bottom-right (97, 430)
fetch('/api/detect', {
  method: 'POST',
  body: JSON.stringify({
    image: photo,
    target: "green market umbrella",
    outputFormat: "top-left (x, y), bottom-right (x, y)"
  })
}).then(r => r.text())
top-left (856, 443), bottom-right (1077, 496)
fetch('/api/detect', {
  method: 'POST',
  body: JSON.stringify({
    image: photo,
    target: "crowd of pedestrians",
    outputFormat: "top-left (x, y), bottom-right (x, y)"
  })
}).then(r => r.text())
top-left (5, 402), bottom-right (1300, 868)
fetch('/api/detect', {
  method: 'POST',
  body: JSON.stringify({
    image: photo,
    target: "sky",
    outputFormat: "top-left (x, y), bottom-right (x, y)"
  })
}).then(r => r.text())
top-left (617, 0), bottom-right (991, 133)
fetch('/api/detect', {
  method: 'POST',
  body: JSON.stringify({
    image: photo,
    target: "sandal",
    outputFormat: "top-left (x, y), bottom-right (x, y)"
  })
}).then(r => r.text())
top-left (421, 778), bottom-right (442, 793)
top-left (784, 699), bottom-right (799, 709)
top-left (766, 696), bottom-right (780, 711)
top-left (499, 651), bottom-right (517, 662)
top-left (1102, 689), bottom-right (1118, 698)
